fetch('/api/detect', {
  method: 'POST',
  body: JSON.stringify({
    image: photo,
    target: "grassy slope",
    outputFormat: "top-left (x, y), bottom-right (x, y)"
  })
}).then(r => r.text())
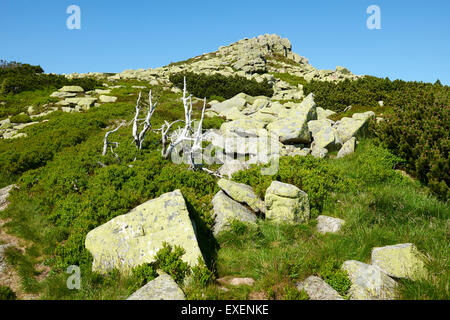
top-left (0, 80), bottom-right (448, 300)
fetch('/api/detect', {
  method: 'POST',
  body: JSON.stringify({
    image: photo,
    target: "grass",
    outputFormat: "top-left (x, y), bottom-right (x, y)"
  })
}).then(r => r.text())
top-left (271, 72), bottom-right (308, 87)
top-left (328, 104), bottom-right (395, 122)
top-left (0, 78), bottom-right (448, 301)
top-left (0, 88), bottom-right (59, 119)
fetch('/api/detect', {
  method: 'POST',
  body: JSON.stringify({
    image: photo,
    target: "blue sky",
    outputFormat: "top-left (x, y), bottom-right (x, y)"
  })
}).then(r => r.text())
top-left (1, 0), bottom-right (449, 84)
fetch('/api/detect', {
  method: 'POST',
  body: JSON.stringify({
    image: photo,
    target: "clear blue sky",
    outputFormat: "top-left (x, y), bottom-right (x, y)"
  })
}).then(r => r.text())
top-left (1, 0), bottom-right (449, 84)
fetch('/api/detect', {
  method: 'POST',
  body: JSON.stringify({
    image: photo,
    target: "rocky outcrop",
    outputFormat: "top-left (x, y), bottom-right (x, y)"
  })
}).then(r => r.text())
top-left (296, 276), bottom-right (344, 300)
top-left (371, 243), bottom-right (427, 280)
top-left (265, 181), bottom-right (310, 224)
top-left (127, 273), bottom-right (185, 300)
top-left (85, 190), bottom-right (203, 274)
top-left (211, 191), bottom-right (257, 236)
top-left (337, 137), bottom-right (356, 159)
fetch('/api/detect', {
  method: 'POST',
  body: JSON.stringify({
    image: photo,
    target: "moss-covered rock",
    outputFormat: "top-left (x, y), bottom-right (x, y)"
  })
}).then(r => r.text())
top-left (265, 181), bottom-right (310, 224)
top-left (85, 190), bottom-right (203, 274)
top-left (371, 243), bottom-right (428, 281)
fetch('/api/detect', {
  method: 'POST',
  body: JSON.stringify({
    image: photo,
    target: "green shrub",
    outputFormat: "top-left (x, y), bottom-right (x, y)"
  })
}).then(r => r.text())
top-left (233, 155), bottom-right (354, 216)
top-left (130, 264), bottom-right (158, 289)
top-left (169, 72), bottom-right (274, 99)
top-left (316, 259), bottom-right (351, 297)
top-left (0, 286), bottom-right (17, 300)
top-left (191, 257), bottom-right (215, 288)
top-left (283, 285), bottom-right (309, 300)
top-left (0, 60), bottom-right (101, 94)
top-left (154, 243), bottom-right (191, 285)
top-left (271, 72), bottom-right (307, 87)
top-left (10, 113), bottom-right (31, 123)
top-left (373, 101), bottom-right (449, 200)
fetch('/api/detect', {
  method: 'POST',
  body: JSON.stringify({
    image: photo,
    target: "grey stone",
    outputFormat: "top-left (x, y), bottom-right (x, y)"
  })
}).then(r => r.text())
top-left (127, 273), bottom-right (185, 300)
top-left (316, 215), bottom-right (345, 234)
top-left (296, 276), bottom-right (344, 300)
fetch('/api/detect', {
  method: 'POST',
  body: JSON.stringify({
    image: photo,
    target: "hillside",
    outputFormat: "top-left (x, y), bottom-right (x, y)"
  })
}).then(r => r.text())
top-left (0, 34), bottom-right (448, 301)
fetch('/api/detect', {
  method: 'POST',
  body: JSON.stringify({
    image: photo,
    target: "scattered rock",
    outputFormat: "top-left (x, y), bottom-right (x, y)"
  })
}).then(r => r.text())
top-left (265, 181), bottom-right (310, 224)
top-left (371, 243), bottom-right (427, 280)
top-left (211, 191), bottom-right (257, 236)
top-left (50, 91), bottom-right (77, 99)
top-left (85, 190), bottom-right (203, 273)
top-left (217, 179), bottom-right (266, 214)
top-left (59, 86), bottom-right (84, 93)
top-left (0, 185), bottom-right (15, 211)
top-left (337, 137), bottom-right (356, 159)
top-left (0, 244), bottom-right (13, 275)
top-left (217, 277), bottom-right (255, 287)
top-left (99, 95), bottom-right (118, 103)
top-left (342, 260), bottom-right (397, 300)
top-left (296, 276), bottom-right (344, 300)
top-left (218, 159), bottom-right (250, 178)
top-left (316, 215), bottom-right (345, 234)
top-left (127, 273), bottom-right (185, 300)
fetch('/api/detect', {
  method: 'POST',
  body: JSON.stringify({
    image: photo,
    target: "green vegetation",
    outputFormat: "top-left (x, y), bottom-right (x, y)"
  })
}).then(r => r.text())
top-left (373, 100), bottom-right (449, 200)
top-left (9, 113), bottom-right (32, 124)
top-left (271, 72), bottom-right (307, 87)
top-left (304, 76), bottom-right (449, 200)
top-left (169, 72), bottom-right (274, 99)
top-left (0, 67), bottom-right (448, 300)
top-left (0, 285), bottom-right (17, 300)
top-left (303, 76), bottom-right (449, 113)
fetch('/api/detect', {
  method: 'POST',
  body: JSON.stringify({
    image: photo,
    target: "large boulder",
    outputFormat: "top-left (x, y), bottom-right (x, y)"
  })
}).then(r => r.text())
top-left (265, 181), bottom-right (310, 224)
top-left (296, 276), bottom-right (344, 300)
top-left (217, 179), bottom-right (266, 214)
top-left (312, 126), bottom-right (342, 150)
top-left (212, 191), bottom-right (257, 236)
top-left (371, 243), bottom-right (427, 280)
top-left (220, 118), bottom-right (266, 136)
top-left (342, 260), bottom-right (397, 300)
top-left (267, 116), bottom-right (311, 144)
top-left (211, 97), bottom-right (247, 115)
top-left (335, 111), bottom-right (374, 143)
top-left (127, 273), bottom-right (185, 300)
top-left (85, 190), bottom-right (203, 274)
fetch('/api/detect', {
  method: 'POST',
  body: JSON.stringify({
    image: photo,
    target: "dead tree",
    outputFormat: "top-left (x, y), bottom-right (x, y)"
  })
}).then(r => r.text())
top-left (102, 121), bottom-right (126, 159)
top-left (132, 90), bottom-right (157, 150)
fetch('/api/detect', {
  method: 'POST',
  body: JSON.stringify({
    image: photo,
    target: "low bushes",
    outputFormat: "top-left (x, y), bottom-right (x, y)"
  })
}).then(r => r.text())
top-left (373, 101), bottom-right (449, 200)
top-left (169, 72), bottom-right (274, 99)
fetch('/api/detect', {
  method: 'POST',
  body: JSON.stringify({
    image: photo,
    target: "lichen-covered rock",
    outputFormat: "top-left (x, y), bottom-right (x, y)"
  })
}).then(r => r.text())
top-left (220, 118), bottom-right (266, 136)
top-left (99, 95), bottom-right (118, 103)
top-left (371, 243), bottom-right (427, 280)
top-left (218, 159), bottom-right (250, 178)
top-left (316, 215), bottom-right (345, 234)
top-left (311, 144), bottom-right (328, 159)
top-left (342, 260), bottom-right (397, 300)
top-left (267, 116), bottom-right (310, 144)
top-left (317, 107), bottom-right (336, 120)
top-left (312, 126), bottom-right (342, 150)
top-left (335, 112), bottom-right (373, 143)
top-left (265, 181), bottom-right (310, 224)
top-left (296, 276), bottom-right (344, 300)
top-left (59, 86), bottom-right (84, 93)
top-left (211, 97), bottom-right (247, 115)
top-left (337, 137), bottom-right (356, 159)
top-left (212, 191), bottom-right (257, 236)
top-left (217, 179), bottom-right (266, 214)
top-left (85, 190), bottom-right (203, 274)
top-left (127, 273), bottom-right (185, 300)
top-left (50, 91), bottom-right (77, 99)
top-left (0, 184), bottom-right (15, 211)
